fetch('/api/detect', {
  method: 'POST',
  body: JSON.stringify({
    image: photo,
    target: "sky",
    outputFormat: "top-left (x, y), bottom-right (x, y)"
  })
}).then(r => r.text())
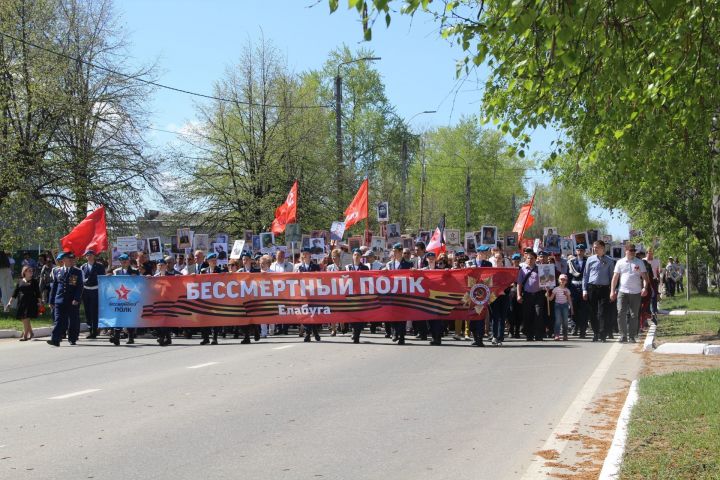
top-left (118, 0), bottom-right (628, 238)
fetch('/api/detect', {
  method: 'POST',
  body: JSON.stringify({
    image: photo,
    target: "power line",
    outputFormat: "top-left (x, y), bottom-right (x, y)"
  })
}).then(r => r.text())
top-left (0, 30), bottom-right (333, 110)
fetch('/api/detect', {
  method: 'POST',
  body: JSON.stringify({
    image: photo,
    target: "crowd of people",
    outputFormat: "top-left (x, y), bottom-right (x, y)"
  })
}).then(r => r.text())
top-left (0, 237), bottom-right (683, 349)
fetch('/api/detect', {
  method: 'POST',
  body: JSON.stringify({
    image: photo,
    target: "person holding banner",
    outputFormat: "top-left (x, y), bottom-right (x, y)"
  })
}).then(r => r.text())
top-left (383, 243), bottom-right (413, 345)
top-left (296, 248), bottom-right (322, 342)
top-left (237, 252), bottom-right (261, 344)
top-left (81, 250), bottom-right (106, 339)
top-left (153, 258), bottom-right (174, 346)
top-left (110, 253), bottom-right (139, 346)
top-left (325, 249), bottom-right (346, 337)
top-left (47, 252), bottom-right (84, 347)
top-left (422, 252), bottom-right (445, 346)
top-left (200, 253), bottom-right (224, 345)
top-left (270, 250), bottom-right (293, 336)
top-left (345, 248), bottom-right (369, 343)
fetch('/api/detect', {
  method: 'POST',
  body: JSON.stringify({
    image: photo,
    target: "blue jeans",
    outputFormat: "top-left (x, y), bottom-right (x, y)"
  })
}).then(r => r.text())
top-left (490, 296), bottom-right (507, 342)
top-left (554, 303), bottom-right (569, 336)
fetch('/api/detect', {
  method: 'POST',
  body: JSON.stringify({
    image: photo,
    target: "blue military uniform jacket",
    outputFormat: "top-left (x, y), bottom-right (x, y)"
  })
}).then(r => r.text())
top-left (81, 262), bottom-right (106, 290)
top-left (49, 266), bottom-right (84, 305)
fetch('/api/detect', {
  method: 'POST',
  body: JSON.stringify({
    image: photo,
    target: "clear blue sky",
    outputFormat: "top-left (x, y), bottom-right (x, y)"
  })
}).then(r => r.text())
top-left (119, 0), bottom-right (628, 238)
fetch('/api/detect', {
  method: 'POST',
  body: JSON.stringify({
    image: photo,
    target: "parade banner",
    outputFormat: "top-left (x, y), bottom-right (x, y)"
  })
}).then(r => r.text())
top-left (99, 268), bottom-right (517, 328)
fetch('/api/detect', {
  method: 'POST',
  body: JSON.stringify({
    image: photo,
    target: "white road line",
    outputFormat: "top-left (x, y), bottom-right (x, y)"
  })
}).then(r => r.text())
top-left (272, 345), bottom-right (294, 350)
top-left (521, 342), bottom-right (623, 479)
top-left (187, 362), bottom-right (219, 369)
top-left (49, 388), bottom-right (101, 400)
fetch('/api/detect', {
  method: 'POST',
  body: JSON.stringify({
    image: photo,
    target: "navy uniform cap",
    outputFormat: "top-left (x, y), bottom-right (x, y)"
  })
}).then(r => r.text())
top-left (84, 249), bottom-right (96, 256)
top-left (63, 251), bottom-right (75, 259)
top-left (426, 251), bottom-right (436, 258)
top-left (241, 251), bottom-right (252, 258)
top-left (576, 243), bottom-right (587, 250)
top-left (206, 252), bottom-right (218, 260)
top-left (352, 248), bottom-right (362, 254)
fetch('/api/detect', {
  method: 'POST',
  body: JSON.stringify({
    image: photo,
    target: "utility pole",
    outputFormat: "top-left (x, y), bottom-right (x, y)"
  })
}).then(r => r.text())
top-left (334, 56), bottom-right (381, 215)
top-left (335, 74), bottom-right (343, 213)
top-left (465, 164), bottom-right (471, 232)
top-left (418, 140), bottom-right (426, 231)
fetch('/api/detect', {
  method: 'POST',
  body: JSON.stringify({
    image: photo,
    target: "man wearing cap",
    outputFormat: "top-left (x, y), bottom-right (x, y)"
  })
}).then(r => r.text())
top-left (610, 243), bottom-right (650, 343)
top-left (153, 258), bottom-right (174, 346)
top-left (363, 250), bottom-right (383, 271)
top-left (466, 246), bottom-right (492, 268)
top-left (516, 249), bottom-right (544, 341)
top-left (582, 240), bottom-right (616, 342)
top-left (568, 243), bottom-right (589, 338)
top-left (383, 243), bottom-right (413, 344)
top-left (422, 252), bottom-right (445, 345)
top-left (199, 252), bottom-right (224, 345)
top-left (110, 253), bottom-right (140, 345)
top-left (47, 252), bottom-right (84, 346)
top-left (236, 252), bottom-right (261, 343)
top-left (81, 250), bottom-right (106, 339)
top-left (270, 249), bottom-right (293, 336)
top-left (346, 248), bottom-right (369, 343)
top-left (295, 248), bottom-right (322, 342)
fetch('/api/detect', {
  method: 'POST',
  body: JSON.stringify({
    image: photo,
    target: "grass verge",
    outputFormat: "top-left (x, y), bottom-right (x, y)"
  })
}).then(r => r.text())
top-left (0, 310), bottom-right (54, 330)
top-left (621, 368), bottom-right (720, 479)
top-left (659, 294), bottom-right (720, 312)
top-left (656, 314), bottom-right (720, 344)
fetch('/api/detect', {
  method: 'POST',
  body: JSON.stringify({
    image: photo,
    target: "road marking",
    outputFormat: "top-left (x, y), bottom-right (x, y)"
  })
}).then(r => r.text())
top-left (272, 345), bottom-right (294, 350)
top-left (521, 342), bottom-right (622, 479)
top-left (187, 362), bottom-right (219, 369)
top-left (49, 388), bottom-right (101, 400)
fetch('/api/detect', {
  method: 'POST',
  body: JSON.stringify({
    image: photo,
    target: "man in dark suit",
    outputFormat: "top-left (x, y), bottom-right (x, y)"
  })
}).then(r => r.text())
top-left (81, 250), bottom-right (106, 339)
top-left (47, 252), bottom-right (84, 346)
top-left (568, 243), bottom-right (589, 338)
top-left (200, 252), bottom-right (224, 345)
top-left (345, 248), bottom-right (369, 343)
top-left (383, 243), bottom-right (413, 345)
top-left (295, 248), bottom-right (321, 342)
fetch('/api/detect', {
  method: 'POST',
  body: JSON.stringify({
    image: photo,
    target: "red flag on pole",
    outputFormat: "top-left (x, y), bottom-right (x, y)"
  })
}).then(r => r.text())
top-left (271, 181), bottom-right (298, 235)
top-left (60, 206), bottom-right (109, 257)
top-left (343, 179), bottom-right (368, 229)
top-left (426, 215), bottom-right (446, 255)
top-left (512, 193), bottom-right (535, 242)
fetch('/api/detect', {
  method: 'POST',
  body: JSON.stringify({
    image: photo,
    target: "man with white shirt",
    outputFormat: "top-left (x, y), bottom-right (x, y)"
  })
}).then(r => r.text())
top-left (346, 249), bottom-right (369, 343)
top-left (363, 250), bottom-right (383, 270)
top-left (383, 243), bottom-right (413, 344)
top-left (270, 249), bottom-right (293, 335)
top-left (610, 243), bottom-right (650, 343)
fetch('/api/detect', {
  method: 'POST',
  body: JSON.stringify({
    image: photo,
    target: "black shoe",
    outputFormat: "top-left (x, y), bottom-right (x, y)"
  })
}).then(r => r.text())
top-left (592, 334), bottom-right (598, 342)
top-left (210, 340), bottom-right (218, 345)
top-left (304, 336), bottom-right (311, 342)
top-left (353, 338), bottom-right (360, 344)
top-left (398, 338), bottom-right (405, 345)
top-left (254, 334), bottom-right (261, 341)
top-left (314, 334), bottom-right (321, 341)
top-left (126, 338), bottom-right (134, 345)
top-left (419, 335), bottom-right (428, 341)
top-left (579, 333), bottom-right (587, 339)
top-left (392, 336), bottom-right (399, 342)
top-left (86, 334), bottom-right (97, 339)
top-left (200, 339), bottom-right (210, 345)
top-left (111, 337), bottom-right (120, 346)
top-left (476, 340), bottom-right (485, 347)
top-left (69, 341), bottom-right (77, 345)
top-left (46, 340), bottom-right (60, 347)
top-left (241, 337), bottom-right (251, 344)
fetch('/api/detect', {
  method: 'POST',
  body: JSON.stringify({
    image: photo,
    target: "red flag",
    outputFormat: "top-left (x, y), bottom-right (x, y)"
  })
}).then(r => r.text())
top-left (61, 206), bottom-right (109, 257)
top-left (271, 181), bottom-right (298, 235)
top-left (343, 179), bottom-right (368, 229)
top-left (512, 193), bottom-right (535, 242)
top-left (427, 215), bottom-right (446, 255)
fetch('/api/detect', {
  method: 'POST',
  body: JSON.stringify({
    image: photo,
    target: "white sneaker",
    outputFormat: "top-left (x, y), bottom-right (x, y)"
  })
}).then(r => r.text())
top-left (491, 338), bottom-right (497, 345)
top-left (453, 335), bottom-right (463, 341)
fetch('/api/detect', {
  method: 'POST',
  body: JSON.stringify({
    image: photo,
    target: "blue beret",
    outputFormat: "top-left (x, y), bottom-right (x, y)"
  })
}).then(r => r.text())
top-left (511, 253), bottom-right (521, 260)
top-left (84, 249), bottom-right (96, 256)
top-left (206, 252), bottom-right (218, 260)
top-left (156, 258), bottom-right (167, 265)
top-left (118, 253), bottom-right (130, 261)
top-left (392, 243), bottom-right (403, 250)
top-left (576, 243), bottom-right (587, 250)
top-left (352, 248), bottom-right (361, 254)
top-left (478, 245), bottom-right (490, 252)
top-left (55, 252), bottom-right (66, 261)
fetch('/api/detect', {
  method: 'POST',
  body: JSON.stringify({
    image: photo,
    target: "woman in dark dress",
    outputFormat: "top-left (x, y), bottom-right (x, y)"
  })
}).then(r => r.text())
top-left (6, 266), bottom-right (41, 341)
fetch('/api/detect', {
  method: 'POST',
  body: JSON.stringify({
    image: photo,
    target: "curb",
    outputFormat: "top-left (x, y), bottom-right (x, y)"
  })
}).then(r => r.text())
top-left (599, 379), bottom-right (639, 480)
top-left (642, 324), bottom-right (656, 352)
top-left (667, 309), bottom-right (720, 316)
top-left (0, 324), bottom-right (88, 339)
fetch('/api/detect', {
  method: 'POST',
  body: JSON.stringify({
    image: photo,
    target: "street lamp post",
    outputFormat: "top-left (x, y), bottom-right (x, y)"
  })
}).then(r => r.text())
top-left (335, 56), bottom-right (381, 213)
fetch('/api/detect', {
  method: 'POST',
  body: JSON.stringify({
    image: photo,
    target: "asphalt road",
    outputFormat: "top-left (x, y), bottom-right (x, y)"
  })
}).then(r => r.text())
top-left (0, 331), bottom-right (639, 479)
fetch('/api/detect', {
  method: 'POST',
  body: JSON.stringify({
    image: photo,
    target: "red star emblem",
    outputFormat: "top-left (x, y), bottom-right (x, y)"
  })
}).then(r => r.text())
top-left (115, 284), bottom-right (130, 300)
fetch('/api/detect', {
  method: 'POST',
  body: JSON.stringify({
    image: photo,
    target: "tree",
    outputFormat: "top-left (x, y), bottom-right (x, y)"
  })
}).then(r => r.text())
top-left (331, 0), bottom-right (720, 274)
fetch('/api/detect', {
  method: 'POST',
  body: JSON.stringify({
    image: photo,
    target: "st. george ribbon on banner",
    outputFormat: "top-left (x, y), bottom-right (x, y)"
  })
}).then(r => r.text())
top-left (99, 268), bottom-right (517, 328)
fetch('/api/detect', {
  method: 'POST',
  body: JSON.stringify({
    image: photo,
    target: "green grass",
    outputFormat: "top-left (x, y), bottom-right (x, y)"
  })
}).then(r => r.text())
top-left (656, 314), bottom-right (720, 341)
top-left (622, 368), bottom-right (720, 479)
top-left (659, 294), bottom-right (720, 312)
top-left (0, 309), bottom-right (54, 330)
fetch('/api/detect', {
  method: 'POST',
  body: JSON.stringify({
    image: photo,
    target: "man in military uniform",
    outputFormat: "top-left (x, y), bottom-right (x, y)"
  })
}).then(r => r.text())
top-left (294, 247), bottom-right (322, 342)
top-left (47, 252), bottom-right (84, 346)
top-left (110, 253), bottom-right (140, 345)
top-left (81, 250), bottom-right (106, 339)
top-left (238, 252), bottom-right (260, 343)
top-left (383, 243), bottom-right (413, 345)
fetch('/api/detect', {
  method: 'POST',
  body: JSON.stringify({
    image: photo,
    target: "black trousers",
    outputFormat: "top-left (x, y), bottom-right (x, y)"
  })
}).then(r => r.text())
top-left (509, 288), bottom-right (523, 337)
top-left (82, 290), bottom-right (99, 336)
top-left (393, 321), bottom-right (406, 339)
top-left (112, 327), bottom-right (135, 342)
top-left (412, 321), bottom-right (428, 338)
top-left (569, 284), bottom-right (588, 334)
top-left (429, 320), bottom-right (444, 342)
top-left (587, 284), bottom-right (610, 339)
top-left (521, 291), bottom-right (545, 340)
top-left (201, 327), bottom-right (220, 342)
top-left (304, 324), bottom-right (320, 338)
top-left (351, 322), bottom-right (364, 341)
